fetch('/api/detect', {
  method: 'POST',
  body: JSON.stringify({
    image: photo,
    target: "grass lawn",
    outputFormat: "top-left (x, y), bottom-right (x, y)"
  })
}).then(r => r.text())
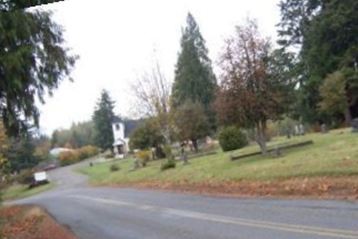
top-left (80, 128), bottom-right (358, 185)
top-left (1, 182), bottom-right (55, 201)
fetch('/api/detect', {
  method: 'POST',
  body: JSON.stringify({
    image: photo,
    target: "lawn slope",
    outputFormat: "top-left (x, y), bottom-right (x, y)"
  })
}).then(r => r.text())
top-left (81, 129), bottom-right (358, 198)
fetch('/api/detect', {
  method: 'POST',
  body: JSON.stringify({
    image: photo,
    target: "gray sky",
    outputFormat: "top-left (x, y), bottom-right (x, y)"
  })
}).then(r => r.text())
top-left (36, 0), bottom-right (281, 135)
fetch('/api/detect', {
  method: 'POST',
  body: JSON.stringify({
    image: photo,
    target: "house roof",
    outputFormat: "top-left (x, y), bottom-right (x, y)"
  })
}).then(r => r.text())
top-left (124, 119), bottom-right (143, 138)
top-left (112, 115), bottom-right (122, 123)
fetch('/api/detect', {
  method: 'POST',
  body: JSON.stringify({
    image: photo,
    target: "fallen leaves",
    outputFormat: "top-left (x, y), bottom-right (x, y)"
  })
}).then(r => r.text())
top-left (0, 205), bottom-right (77, 239)
top-left (111, 176), bottom-right (358, 200)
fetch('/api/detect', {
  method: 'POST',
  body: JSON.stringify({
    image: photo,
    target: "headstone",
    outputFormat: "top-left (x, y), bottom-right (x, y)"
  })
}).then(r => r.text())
top-left (271, 146), bottom-right (282, 157)
top-left (320, 124), bottom-right (329, 134)
top-left (299, 124), bottom-right (305, 135)
top-left (294, 125), bottom-right (299, 136)
top-left (352, 118), bottom-right (358, 133)
top-left (180, 142), bottom-right (188, 165)
top-left (133, 157), bottom-right (140, 170)
top-left (286, 128), bottom-right (291, 139)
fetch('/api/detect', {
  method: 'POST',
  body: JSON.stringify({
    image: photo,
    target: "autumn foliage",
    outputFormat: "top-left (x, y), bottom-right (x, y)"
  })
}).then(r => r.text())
top-left (135, 150), bottom-right (152, 167)
top-left (0, 205), bottom-right (76, 239)
top-left (59, 145), bottom-right (99, 166)
top-left (215, 19), bottom-right (288, 154)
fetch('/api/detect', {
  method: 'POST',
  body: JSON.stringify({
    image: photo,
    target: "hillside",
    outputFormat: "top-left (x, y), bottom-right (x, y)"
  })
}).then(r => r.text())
top-left (81, 128), bottom-right (358, 198)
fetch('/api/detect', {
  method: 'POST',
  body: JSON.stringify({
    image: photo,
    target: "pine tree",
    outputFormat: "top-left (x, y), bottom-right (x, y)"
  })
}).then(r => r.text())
top-left (0, 9), bottom-right (76, 136)
top-left (92, 90), bottom-right (115, 151)
top-left (171, 13), bottom-right (217, 130)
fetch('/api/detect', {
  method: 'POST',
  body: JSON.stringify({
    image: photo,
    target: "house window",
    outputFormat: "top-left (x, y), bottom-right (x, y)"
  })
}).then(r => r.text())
top-left (115, 124), bottom-right (120, 131)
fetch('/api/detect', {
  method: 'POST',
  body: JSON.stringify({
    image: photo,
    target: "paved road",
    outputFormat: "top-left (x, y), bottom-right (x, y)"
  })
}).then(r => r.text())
top-left (11, 161), bottom-right (358, 239)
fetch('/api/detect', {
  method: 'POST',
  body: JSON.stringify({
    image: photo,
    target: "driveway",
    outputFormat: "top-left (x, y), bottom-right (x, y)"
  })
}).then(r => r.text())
top-left (11, 160), bottom-right (358, 239)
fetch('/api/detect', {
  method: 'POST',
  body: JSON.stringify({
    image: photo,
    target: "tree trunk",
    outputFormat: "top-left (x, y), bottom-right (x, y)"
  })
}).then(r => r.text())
top-left (192, 139), bottom-right (199, 153)
top-left (256, 121), bottom-right (267, 155)
top-left (344, 106), bottom-right (352, 126)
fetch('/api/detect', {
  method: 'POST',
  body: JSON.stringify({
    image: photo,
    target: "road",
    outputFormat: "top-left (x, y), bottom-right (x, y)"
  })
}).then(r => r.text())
top-left (11, 160), bottom-right (358, 239)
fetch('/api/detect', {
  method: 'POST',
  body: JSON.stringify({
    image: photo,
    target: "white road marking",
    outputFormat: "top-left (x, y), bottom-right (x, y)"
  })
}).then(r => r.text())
top-left (68, 195), bottom-right (358, 239)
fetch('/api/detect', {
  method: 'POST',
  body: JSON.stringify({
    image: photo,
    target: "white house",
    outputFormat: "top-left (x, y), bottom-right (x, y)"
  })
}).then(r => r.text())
top-left (112, 117), bottom-right (141, 158)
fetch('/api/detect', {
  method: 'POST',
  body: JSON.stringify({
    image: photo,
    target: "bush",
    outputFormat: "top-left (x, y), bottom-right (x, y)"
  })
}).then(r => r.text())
top-left (78, 145), bottom-right (99, 159)
top-left (16, 169), bottom-right (34, 185)
top-left (136, 150), bottom-right (152, 167)
top-left (219, 126), bottom-right (248, 152)
top-left (58, 151), bottom-right (78, 166)
top-left (277, 117), bottom-right (297, 137)
top-left (129, 118), bottom-right (165, 151)
top-left (59, 145), bottom-right (99, 166)
top-left (163, 145), bottom-right (173, 160)
top-left (110, 164), bottom-right (120, 172)
top-left (160, 159), bottom-right (176, 171)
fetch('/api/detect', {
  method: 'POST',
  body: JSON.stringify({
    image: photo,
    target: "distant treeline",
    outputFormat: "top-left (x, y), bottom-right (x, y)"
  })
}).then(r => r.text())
top-left (51, 121), bottom-right (95, 149)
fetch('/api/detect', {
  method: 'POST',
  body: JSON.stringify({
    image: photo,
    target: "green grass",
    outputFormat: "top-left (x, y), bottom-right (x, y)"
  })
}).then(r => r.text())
top-left (80, 128), bottom-right (358, 185)
top-left (1, 182), bottom-right (55, 201)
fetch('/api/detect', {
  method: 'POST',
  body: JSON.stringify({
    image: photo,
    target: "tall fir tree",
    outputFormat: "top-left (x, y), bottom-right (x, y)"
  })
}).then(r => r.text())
top-left (92, 90), bottom-right (115, 151)
top-left (171, 13), bottom-right (217, 130)
top-left (0, 9), bottom-right (76, 136)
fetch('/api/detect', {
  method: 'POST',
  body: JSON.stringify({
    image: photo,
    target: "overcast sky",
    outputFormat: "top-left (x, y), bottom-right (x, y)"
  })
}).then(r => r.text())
top-left (35, 0), bottom-right (281, 135)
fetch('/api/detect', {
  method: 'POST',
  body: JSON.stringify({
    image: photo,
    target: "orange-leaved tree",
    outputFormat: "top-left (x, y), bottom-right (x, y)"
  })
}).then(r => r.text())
top-left (215, 19), bottom-right (291, 155)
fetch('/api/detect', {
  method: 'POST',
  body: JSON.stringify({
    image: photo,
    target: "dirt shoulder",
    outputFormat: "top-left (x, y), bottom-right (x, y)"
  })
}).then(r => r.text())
top-left (0, 205), bottom-right (77, 239)
top-left (105, 176), bottom-right (358, 200)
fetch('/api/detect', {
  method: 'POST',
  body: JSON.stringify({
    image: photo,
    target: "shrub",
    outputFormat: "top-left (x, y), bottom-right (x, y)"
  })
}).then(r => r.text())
top-left (16, 169), bottom-right (34, 185)
top-left (110, 164), bottom-right (120, 172)
top-left (129, 118), bottom-right (165, 151)
top-left (58, 151), bottom-right (78, 166)
top-left (58, 145), bottom-right (99, 166)
top-left (219, 126), bottom-right (248, 152)
top-left (136, 150), bottom-right (152, 167)
top-left (163, 145), bottom-right (173, 160)
top-left (78, 145), bottom-right (99, 160)
top-left (277, 117), bottom-right (297, 137)
top-left (160, 159), bottom-right (176, 171)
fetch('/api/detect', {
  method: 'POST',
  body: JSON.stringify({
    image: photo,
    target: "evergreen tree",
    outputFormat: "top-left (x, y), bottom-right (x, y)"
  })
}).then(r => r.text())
top-left (171, 13), bottom-right (217, 129)
top-left (92, 90), bottom-right (115, 150)
top-left (1, 0), bottom-right (63, 11)
top-left (0, 9), bottom-right (76, 136)
top-left (51, 121), bottom-right (95, 148)
top-left (6, 135), bottom-right (38, 173)
top-left (277, 0), bottom-right (358, 123)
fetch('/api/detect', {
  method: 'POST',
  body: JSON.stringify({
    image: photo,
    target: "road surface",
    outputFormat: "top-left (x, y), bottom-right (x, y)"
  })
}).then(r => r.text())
top-left (11, 160), bottom-right (358, 239)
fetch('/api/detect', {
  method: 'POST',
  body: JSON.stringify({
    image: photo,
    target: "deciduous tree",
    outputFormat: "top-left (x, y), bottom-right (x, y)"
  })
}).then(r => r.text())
top-left (131, 61), bottom-right (172, 143)
top-left (319, 71), bottom-right (352, 125)
top-left (216, 19), bottom-right (288, 154)
top-left (129, 118), bottom-right (165, 158)
top-left (173, 100), bottom-right (209, 152)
